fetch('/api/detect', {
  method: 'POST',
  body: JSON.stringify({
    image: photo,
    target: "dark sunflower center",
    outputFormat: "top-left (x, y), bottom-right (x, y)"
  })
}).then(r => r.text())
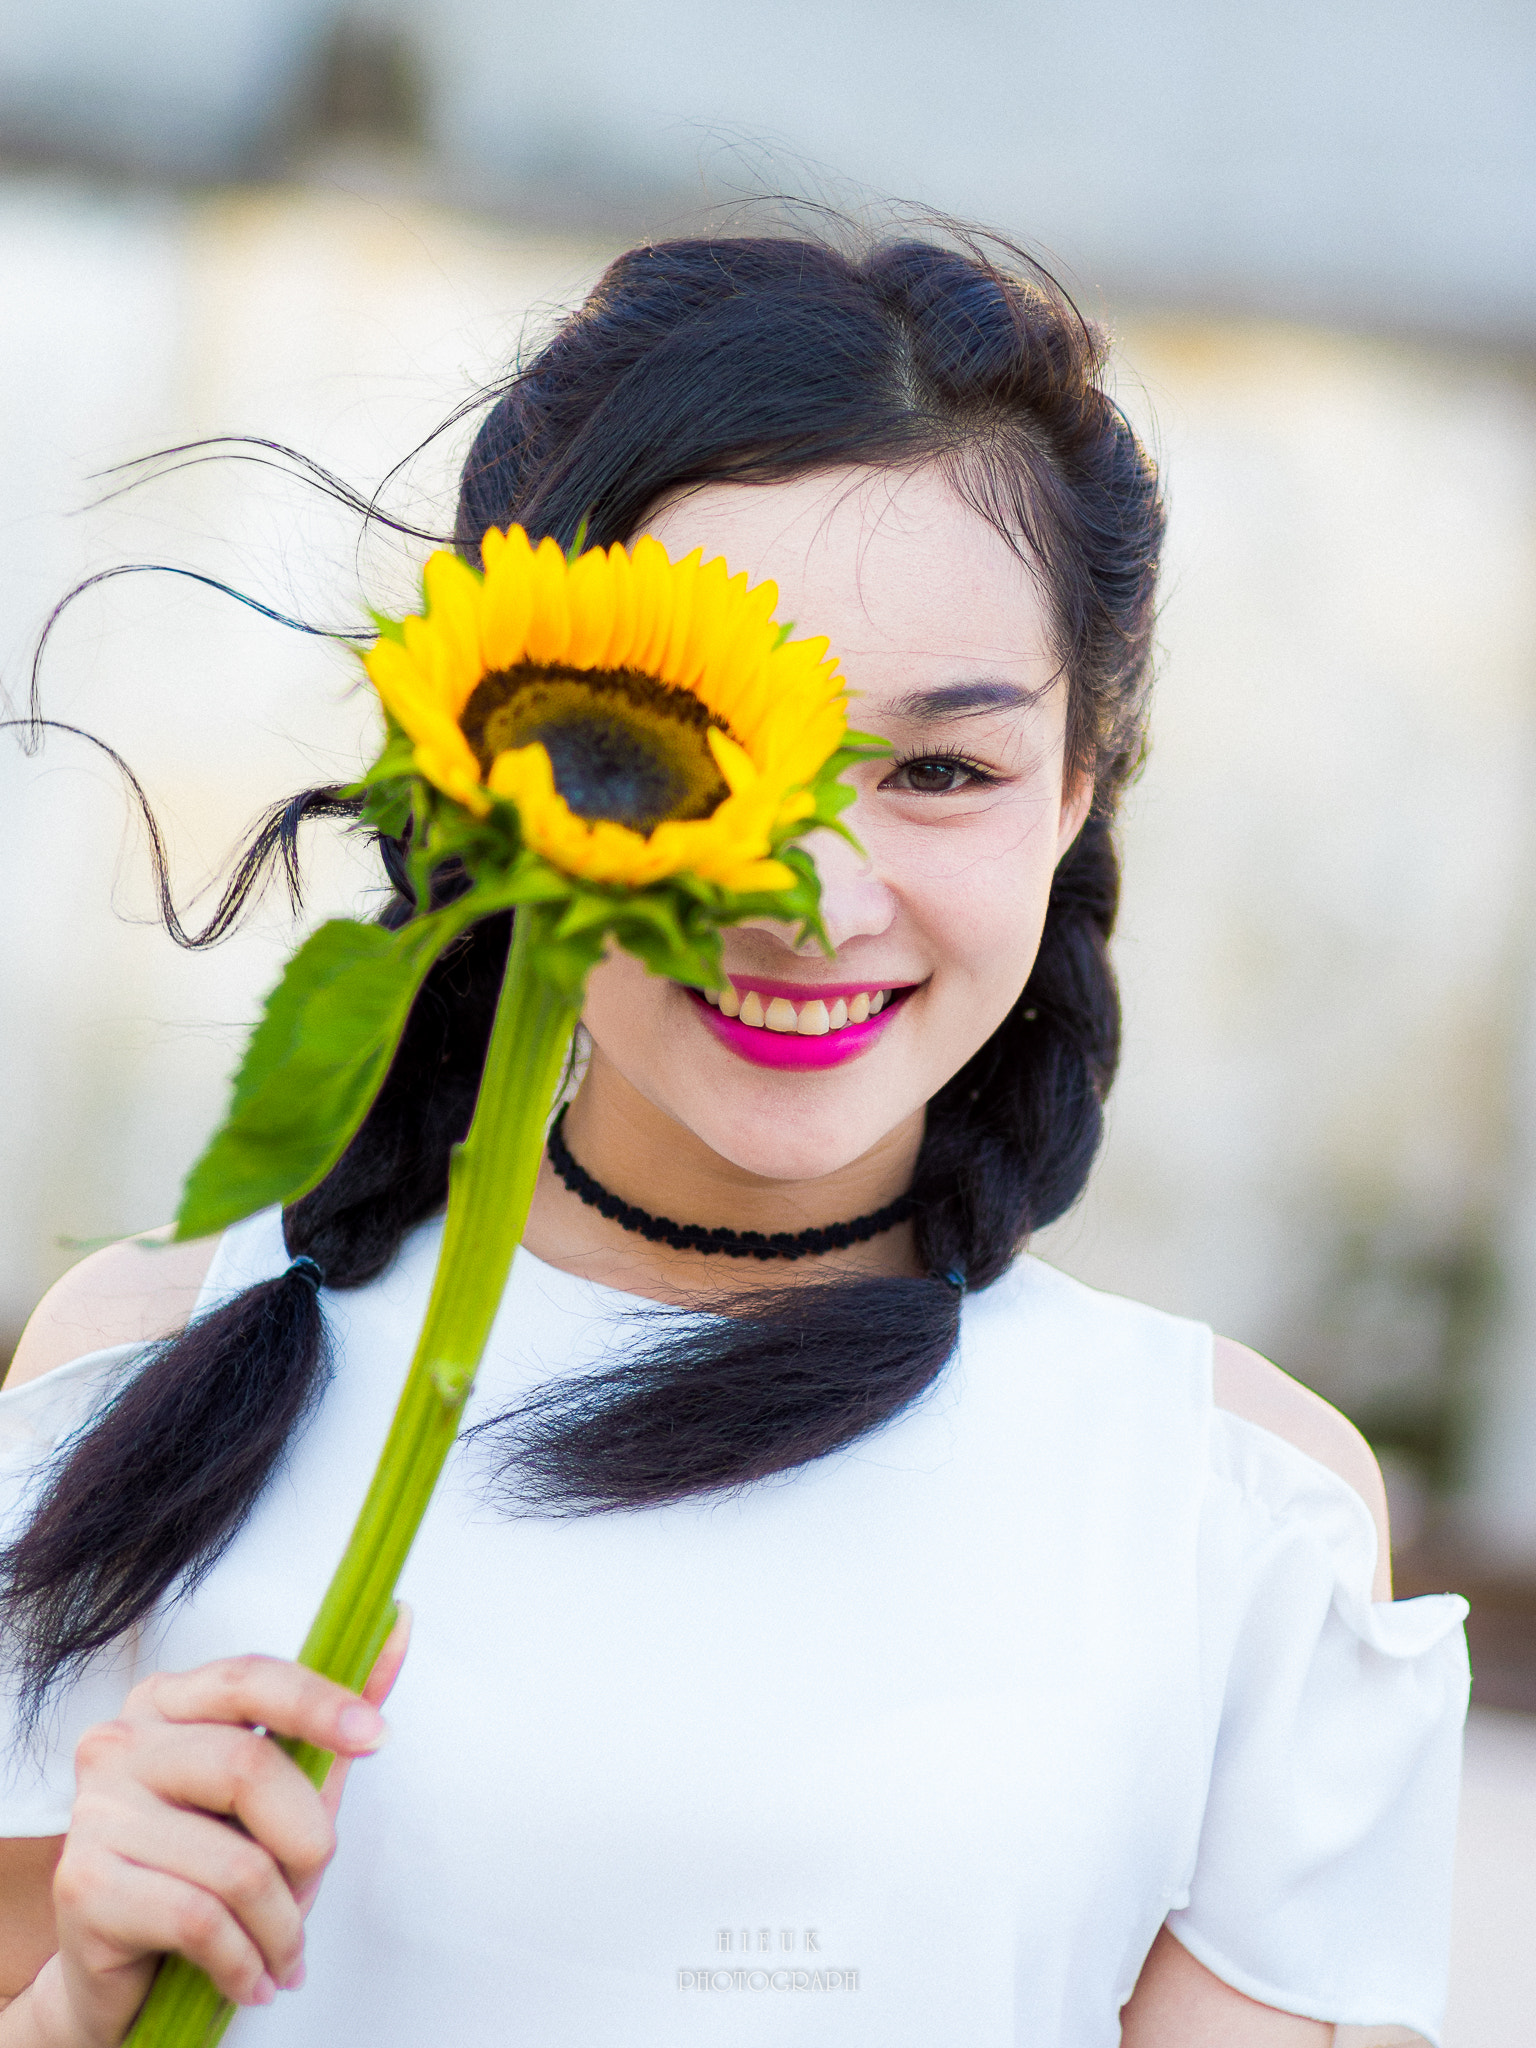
top-left (461, 665), bottom-right (732, 834)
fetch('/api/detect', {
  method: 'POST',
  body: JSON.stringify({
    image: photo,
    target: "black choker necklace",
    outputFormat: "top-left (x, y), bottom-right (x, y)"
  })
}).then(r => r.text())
top-left (545, 1105), bottom-right (916, 1261)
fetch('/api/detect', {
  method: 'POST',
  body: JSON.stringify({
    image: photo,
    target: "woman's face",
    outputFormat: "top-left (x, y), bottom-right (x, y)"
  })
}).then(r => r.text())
top-left (577, 462), bottom-right (1091, 1186)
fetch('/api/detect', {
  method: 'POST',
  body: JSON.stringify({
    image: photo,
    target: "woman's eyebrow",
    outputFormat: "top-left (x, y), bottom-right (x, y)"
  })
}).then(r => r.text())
top-left (881, 678), bottom-right (1052, 720)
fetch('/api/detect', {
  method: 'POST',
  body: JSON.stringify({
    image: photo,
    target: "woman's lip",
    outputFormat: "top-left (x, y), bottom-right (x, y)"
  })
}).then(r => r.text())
top-left (713, 975), bottom-right (914, 1002)
top-left (687, 985), bottom-right (912, 1070)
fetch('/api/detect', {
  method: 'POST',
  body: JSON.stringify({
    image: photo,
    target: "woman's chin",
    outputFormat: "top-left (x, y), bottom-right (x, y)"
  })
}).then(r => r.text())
top-left (658, 1075), bottom-right (922, 1188)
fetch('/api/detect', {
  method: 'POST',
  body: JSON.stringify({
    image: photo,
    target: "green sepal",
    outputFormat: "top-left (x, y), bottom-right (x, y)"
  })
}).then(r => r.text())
top-left (367, 609), bottom-right (409, 648)
top-left (349, 712), bottom-right (422, 840)
top-left (615, 920), bottom-right (722, 988)
top-left (606, 896), bottom-right (722, 989)
top-left (523, 922), bottom-right (608, 1000)
top-left (356, 769), bottom-right (414, 841)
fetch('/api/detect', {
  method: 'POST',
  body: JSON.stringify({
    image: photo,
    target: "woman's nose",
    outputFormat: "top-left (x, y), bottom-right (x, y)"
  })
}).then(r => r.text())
top-left (786, 826), bottom-right (897, 954)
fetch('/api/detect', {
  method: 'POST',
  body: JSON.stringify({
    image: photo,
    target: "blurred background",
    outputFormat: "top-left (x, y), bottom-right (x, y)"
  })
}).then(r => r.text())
top-left (1, 4), bottom-right (1533, 2037)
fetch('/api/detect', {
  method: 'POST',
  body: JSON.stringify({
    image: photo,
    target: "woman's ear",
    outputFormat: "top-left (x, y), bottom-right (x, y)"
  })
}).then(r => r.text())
top-left (1055, 768), bottom-right (1095, 862)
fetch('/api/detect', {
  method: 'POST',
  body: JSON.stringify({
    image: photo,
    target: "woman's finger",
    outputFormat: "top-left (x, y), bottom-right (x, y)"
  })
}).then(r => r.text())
top-left (76, 1717), bottom-right (336, 1897)
top-left (54, 1840), bottom-right (275, 2010)
top-left (125, 1655), bottom-right (390, 1756)
top-left (76, 1790), bottom-right (307, 1988)
top-left (110, 1720), bottom-right (333, 1875)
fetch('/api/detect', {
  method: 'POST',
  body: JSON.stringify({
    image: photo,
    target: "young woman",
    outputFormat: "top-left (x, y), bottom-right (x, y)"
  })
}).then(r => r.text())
top-left (0, 232), bottom-right (1467, 2047)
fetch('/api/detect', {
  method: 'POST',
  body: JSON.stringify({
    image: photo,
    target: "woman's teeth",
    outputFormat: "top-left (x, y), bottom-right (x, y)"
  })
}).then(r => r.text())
top-left (703, 986), bottom-right (891, 1034)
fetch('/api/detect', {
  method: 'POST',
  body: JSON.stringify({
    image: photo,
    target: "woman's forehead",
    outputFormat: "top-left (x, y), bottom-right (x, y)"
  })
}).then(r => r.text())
top-left (641, 465), bottom-right (1055, 688)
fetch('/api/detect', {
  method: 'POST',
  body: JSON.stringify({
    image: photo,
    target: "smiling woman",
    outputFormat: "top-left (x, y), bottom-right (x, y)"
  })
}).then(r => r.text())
top-left (551, 463), bottom-right (1088, 1285)
top-left (0, 229), bottom-right (1466, 2048)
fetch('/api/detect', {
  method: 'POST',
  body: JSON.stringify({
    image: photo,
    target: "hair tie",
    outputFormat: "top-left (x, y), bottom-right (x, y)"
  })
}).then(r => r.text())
top-left (287, 1255), bottom-right (325, 1292)
top-left (941, 1268), bottom-right (966, 1294)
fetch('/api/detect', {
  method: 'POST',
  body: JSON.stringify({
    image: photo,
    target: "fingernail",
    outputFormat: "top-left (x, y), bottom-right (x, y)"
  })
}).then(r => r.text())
top-left (336, 1703), bottom-right (388, 1750)
top-left (250, 1972), bottom-right (277, 2006)
top-left (281, 1960), bottom-right (307, 1991)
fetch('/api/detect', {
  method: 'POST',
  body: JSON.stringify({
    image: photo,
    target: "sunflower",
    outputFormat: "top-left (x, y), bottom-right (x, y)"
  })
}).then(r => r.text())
top-left (363, 526), bottom-right (849, 895)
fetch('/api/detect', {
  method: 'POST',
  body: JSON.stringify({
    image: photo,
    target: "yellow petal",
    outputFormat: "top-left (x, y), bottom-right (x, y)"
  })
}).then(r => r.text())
top-left (707, 725), bottom-right (759, 796)
top-left (583, 817), bottom-right (656, 881)
top-left (413, 736), bottom-right (490, 814)
top-left (368, 655), bottom-right (467, 757)
top-left (401, 611), bottom-right (476, 719)
top-left (524, 536), bottom-right (572, 665)
top-left (480, 525), bottom-right (536, 671)
top-left (639, 819), bottom-right (701, 875)
top-left (691, 568), bottom-right (753, 713)
top-left (599, 542), bottom-right (638, 669)
top-left (657, 547), bottom-right (701, 683)
top-left (564, 546), bottom-right (617, 669)
top-left (364, 633), bottom-right (431, 707)
top-left (487, 739), bottom-right (556, 806)
top-left (774, 790), bottom-right (817, 825)
top-left (421, 551), bottom-right (484, 692)
top-left (628, 535), bottom-right (675, 675)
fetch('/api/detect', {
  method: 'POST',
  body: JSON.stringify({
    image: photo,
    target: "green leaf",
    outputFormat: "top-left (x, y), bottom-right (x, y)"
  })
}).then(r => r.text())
top-left (176, 902), bottom-right (491, 1240)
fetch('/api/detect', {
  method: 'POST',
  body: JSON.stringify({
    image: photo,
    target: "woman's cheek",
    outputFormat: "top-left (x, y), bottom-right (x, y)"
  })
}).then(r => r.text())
top-left (925, 885), bottom-right (1055, 1066)
top-left (579, 950), bottom-right (674, 1080)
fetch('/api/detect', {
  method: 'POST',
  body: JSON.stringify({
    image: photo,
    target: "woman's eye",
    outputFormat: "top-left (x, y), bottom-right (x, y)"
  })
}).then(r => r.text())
top-left (883, 756), bottom-right (987, 795)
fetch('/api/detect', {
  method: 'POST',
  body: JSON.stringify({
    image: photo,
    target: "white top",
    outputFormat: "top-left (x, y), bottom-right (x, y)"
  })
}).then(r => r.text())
top-left (1, 1210), bottom-right (1469, 2046)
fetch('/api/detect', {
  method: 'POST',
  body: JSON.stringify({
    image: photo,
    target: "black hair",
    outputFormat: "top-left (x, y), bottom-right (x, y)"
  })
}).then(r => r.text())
top-left (2, 226), bottom-right (1161, 1712)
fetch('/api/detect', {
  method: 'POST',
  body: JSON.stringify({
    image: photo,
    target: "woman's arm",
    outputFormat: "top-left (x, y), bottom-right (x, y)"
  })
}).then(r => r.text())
top-left (0, 1837), bottom-right (64, 2020)
top-left (1122, 1926), bottom-right (1333, 2043)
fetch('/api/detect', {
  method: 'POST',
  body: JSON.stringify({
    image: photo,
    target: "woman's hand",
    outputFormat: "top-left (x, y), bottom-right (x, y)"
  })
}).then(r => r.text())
top-left (12, 1611), bottom-right (409, 2048)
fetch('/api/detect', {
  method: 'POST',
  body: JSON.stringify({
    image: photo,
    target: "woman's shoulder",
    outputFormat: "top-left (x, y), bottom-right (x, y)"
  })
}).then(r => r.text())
top-left (3, 1228), bottom-right (221, 1390)
top-left (1210, 1335), bottom-right (1392, 1597)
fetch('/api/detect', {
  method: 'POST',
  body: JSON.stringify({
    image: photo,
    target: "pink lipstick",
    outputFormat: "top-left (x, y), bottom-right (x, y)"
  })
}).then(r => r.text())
top-left (687, 978), bottom-right (915, 1071)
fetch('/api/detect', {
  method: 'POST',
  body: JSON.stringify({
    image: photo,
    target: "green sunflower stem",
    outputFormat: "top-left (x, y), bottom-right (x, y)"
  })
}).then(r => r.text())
top-left (124, 902), bottom-right (581, 2048)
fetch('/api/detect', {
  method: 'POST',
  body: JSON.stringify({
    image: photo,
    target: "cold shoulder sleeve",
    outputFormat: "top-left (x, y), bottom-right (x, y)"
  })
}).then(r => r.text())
top-left (1166, 1408), bottom-right (1469, 2044)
